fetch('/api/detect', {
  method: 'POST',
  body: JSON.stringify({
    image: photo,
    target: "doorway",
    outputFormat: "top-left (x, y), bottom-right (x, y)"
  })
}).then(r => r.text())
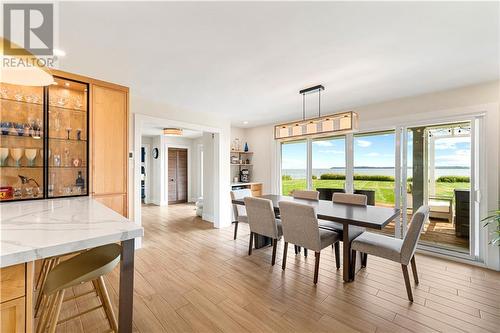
top-left (168, 148), bottom-right (188, 204)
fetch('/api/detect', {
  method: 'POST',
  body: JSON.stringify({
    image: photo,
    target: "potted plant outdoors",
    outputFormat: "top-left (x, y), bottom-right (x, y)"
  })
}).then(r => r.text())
top-left (483, 209), bottom-right (500, 246)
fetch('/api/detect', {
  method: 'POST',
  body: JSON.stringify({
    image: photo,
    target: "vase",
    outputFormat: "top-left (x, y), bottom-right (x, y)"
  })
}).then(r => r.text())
top-left (25, 149), bottom-right (37, 167)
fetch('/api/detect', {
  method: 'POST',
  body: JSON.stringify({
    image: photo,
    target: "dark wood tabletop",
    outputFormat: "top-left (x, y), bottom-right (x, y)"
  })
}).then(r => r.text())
top-left (232, 194), bottom-right (400, 230)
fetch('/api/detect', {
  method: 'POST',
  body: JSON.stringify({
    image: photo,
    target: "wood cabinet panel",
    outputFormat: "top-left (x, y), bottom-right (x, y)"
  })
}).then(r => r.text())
top-left (92, 85), bottom-right (127, 195)
top-left (94, 194), bottom-right (126, 216)
top-left (0, 297), bottom-right (25, 333)
top-left (0, 264), bottom-right (25, 303)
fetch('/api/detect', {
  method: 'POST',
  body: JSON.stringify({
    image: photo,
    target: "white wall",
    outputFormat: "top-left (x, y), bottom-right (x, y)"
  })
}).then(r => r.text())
top-left (244, 81), bottom-right (499, 269)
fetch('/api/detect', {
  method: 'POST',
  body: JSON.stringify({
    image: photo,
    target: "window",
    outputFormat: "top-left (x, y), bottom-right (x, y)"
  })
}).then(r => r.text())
top-left (281, 140), bottom-right (307, 195)
top-left (311, 136), bottom-right (346, 191)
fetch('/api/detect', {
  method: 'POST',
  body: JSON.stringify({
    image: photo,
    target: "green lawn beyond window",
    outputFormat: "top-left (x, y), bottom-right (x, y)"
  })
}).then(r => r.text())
top-left (282, 179), bottom-right (469, 205)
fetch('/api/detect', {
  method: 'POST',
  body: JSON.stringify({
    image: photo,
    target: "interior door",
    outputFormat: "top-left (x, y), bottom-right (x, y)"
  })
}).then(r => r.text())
top-left (168, 148), bottom-right (187, 204)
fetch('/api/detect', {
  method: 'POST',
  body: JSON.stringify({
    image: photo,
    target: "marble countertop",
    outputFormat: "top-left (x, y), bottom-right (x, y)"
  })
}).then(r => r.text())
top-left (231, 182), bottom-right (262, 186)
top-left (0, 197), bottom-right (144, 268)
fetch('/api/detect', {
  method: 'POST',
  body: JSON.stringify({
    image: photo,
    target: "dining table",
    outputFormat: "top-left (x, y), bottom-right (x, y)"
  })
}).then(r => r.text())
top-left (232, 194), bottom-right (400, 282)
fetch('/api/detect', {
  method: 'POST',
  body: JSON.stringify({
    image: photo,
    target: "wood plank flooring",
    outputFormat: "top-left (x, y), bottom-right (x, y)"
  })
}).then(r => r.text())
top-left (50, 203), bottom-right (499, 333)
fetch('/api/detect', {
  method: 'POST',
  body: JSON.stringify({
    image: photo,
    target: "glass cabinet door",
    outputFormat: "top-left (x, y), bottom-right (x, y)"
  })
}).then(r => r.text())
top-left (0, 83), bottom-right (44, 201)
top-left (47, 77), bottom-right (88, 197)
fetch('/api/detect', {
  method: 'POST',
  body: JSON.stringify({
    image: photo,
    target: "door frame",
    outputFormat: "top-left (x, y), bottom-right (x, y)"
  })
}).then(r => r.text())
top-left (140, 142), bottom-right (151, 204)
top-left (164, 144), bottom-right (191, 205)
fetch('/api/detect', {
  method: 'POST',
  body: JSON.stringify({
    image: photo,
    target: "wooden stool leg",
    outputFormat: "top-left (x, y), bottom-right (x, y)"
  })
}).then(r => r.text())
top-left (96, 276), bottom-right (119, 332)
top-left (35, 258), bottom-right (59, 317)
top-left (35, 259), bottom-right (48, 291)
top-left (36, 293), bottom-right (55, 333)
top-left (48, 290), bottom-right (65, 333)
top-left (334, 242), bottom-right (340, 269)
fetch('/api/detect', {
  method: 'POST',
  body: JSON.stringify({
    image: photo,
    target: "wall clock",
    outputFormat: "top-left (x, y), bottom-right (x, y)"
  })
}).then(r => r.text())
top-left (152, 148), bottom-right (159, 159)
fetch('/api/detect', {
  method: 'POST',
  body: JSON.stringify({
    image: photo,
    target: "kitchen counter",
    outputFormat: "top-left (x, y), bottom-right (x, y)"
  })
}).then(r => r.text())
top-left (231, 182), bottom-right (262, 187)
top-left (0, 197), bottom-right (143, 268)
top-left (0, 196), bottom-right (143, 333)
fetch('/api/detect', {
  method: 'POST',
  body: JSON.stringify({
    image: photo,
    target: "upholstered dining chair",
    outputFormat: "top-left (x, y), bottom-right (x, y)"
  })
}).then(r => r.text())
top-left (230, 189), bottom-right (252, 240)
top-left (292, 190), bottom-right (320, 200)
top-left (279, 201), bottom-right (341, 284)
top-left (318, 193), bottom-right (368, 265)
top-left (244, 197), bottom-right (282, 266)
top-left (351, 205), bottom-right (430, 301)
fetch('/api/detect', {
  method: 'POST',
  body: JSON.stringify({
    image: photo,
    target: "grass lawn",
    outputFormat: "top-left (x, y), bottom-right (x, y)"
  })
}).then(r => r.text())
top-left (282, 179), bottom-right (470, 205)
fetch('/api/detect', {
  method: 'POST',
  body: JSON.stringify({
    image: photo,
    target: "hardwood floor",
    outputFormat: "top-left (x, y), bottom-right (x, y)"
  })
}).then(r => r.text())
top-left (49, 203), bottom-right (499, 333)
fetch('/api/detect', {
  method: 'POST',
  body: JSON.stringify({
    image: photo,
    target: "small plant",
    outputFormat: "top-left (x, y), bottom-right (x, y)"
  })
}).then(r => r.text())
top-left (482, 209), bottom-right (500, 246)
top-left (312, 175), bottom-right (317, 180)
top-left (282, 175), bottom-right (292, 181)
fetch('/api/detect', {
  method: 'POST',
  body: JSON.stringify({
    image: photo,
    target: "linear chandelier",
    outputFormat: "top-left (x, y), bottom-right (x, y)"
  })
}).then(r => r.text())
top-left (163, 128), bottom-right (183, 136)
top-left (274, 85), bottom-right (358, 140)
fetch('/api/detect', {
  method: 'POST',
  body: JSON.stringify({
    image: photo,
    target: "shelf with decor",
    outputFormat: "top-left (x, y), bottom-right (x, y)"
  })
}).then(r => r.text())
top-left (0, 77), bottom-right (89, 202)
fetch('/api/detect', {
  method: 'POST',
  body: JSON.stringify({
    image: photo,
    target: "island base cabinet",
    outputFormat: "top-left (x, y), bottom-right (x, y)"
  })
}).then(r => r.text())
top-left (0, 262), bottom-right (33, 333)
top-left (94, 194), bottom-right (127, 216)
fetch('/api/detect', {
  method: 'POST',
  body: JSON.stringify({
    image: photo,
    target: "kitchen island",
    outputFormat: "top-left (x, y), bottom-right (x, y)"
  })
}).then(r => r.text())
top-left (0, 197), bottom-right (143, 333)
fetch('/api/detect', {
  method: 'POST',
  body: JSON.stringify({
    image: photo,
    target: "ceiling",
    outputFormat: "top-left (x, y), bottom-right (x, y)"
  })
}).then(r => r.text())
top-left (58, 2), bottom-right (499, 127)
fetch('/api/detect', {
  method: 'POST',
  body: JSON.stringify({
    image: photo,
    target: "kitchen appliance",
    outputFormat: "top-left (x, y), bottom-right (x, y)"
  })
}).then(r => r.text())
top-left (239, 169), bottom-right (250, 183)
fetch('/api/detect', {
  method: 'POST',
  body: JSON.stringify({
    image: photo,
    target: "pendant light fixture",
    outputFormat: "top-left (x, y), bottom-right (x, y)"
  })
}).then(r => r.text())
top-left (274, 85), bottom-right (358, 140)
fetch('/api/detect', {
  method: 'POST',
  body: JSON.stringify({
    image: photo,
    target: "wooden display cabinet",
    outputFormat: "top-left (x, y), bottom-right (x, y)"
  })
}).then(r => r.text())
top-left (0, 77), bottom-right (89, 201)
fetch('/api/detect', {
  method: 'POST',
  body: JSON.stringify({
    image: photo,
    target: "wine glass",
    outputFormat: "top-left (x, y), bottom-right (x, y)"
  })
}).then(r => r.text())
top-left (25, 149), bottom-right (37, 167)
top-left (0, 148), bottom-right (9, 166)
top-left (10, 148), bottom-right (24, 167)
top-left (0, 87), bottom-right (8, 99)
top-left (66, 127), bottom-right (72, 140)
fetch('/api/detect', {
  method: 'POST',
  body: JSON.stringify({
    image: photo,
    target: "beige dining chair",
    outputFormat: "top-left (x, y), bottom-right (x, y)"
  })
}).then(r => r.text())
top-left (318, 193), bottom-right (368, 265)
top-left (279, 201), bottom-right (341, 284)
top-left (351, 205), bottom-right (430, 301)
top-left (292, 190), bottom-right (320, 200)
top-left (244, 197), bottom-right (282, 266)
top-left (291, 190), bottom-right (319, 256)
top-left (231, 189), bottom-right (252, 240)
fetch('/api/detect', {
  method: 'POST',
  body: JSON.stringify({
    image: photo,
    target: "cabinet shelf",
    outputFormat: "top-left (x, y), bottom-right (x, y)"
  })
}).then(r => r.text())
top-left (231, 151), bottom-right (253, 154)
top-left (231, 164), bottom-right (253, 166)
top-left (0, 97), bottom-right (43, 107)
top-left (49, 105), bottom-right (87, 113)
top-left (0, 166), bottom-right (43, 169)
top-left (49, 137), bottom-right (87, 143)
top-left (49, 166), bottom-right (87, 169)
top-left (0, 133), bottom-right (44, 139)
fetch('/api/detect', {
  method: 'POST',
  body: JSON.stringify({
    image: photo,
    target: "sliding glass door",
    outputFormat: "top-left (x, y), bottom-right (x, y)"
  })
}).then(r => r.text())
top-left (403, 122), bottom-right (472, 254)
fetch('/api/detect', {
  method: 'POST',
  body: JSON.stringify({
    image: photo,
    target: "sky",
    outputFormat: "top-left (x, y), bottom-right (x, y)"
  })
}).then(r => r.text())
top-left (281, 133), bottom-right (471, 169)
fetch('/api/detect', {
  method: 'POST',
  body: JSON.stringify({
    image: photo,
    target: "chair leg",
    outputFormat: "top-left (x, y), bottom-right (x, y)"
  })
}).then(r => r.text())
top-left (48, 290), bottom-right (65, 333)
top-left (304, 248), bottom-right (308, 257)
top-left (35, 257), bottom-right (57, 316)
top-left (233, 221), bottom-right (238, 240)
top-left (271, 239), bottom-right (278, 266)
top-left (410, 256), bottom-right (419, 285)
top-left (334, 242), bottom-right (340, 269)
top-left (248, 232), bottom-right (254, 255)
top-left (96, 276), bottom-right (119, 332)
top-left (294, 245), bottom-right (298, 254)
top-left (351, 250), bottom-right (357, 280)
top-left (401, 264), bottom-right (414, 302)
top-left (314, 252), bottom-right (320, 284)
top-left (35, 259), bottom-right (48, 291)
top-left (361, 253), bottom-right (368, 268)
top-left (282, 242), bottom-right (288, 270)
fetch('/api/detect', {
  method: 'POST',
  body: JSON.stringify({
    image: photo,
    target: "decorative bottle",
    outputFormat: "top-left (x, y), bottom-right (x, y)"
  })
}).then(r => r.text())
top-left (75, 171), bottom-right (85, 190)
top-left (244, 142), bottom-right (249, 152)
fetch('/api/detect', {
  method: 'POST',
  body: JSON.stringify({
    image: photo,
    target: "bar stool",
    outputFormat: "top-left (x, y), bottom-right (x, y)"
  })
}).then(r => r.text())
top-left (36, 244), bottom-right (121, 333)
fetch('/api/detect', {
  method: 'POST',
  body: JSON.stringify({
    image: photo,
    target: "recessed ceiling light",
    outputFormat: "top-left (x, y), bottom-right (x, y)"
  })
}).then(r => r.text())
top-left (53, 49), bottom-right (66, 57)
top-left (243, 121), bottom-right (248, 125)
top-left (64, 82), bottom-right (70, 87)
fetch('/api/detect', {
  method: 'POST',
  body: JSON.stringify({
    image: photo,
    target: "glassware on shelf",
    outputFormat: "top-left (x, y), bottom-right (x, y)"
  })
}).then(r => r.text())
top-left (14, 123), bottom-right (24, 136)
top-left (0, 148), bottom-right (9, 166)
top-left (74, 97), bottom-right (83, 109)
top-left (14, 91), bottom-right (23, 101)
top-left (48, 172), bottom-right (55, 196)
top-left (10, 148), bottom-right (23, 167)
top-left (66, 127), bottom-right (72, 140)
top-left (53, 153), bottom-right (61, 167)
top-left (56, 96), bottom-right (68, 107)
top-left (25, 149), bottom-right (37, 167)
top-left (63, 147), bottom-right (71, 166)
top-left (33, 186), bottom-right (41, 198)
top-left (54, 111), bottom-right (61, 132)
top-left (1, 122), bottom-right (11, 135)
top-left (13, 187), bottom-right (22, 199)
top-left (76, 129), bottom-right (82, 140)
top-left (0, 87), bottom-right (8, 99)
